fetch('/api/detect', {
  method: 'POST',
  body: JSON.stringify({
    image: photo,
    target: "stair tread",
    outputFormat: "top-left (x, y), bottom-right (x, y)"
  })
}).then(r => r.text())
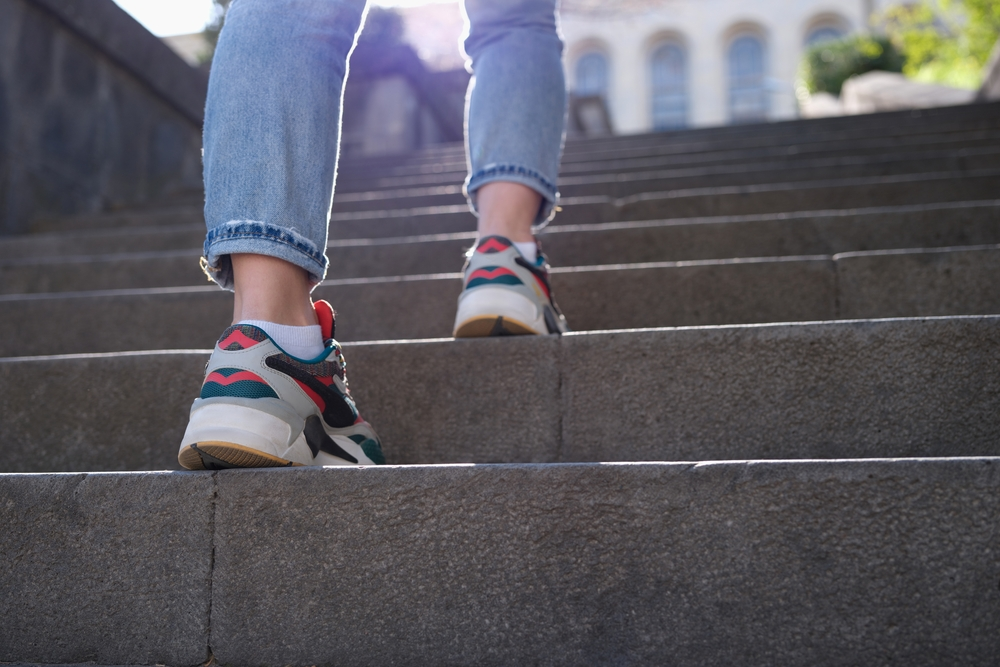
top-left (2, 457), bottom-right (998, 665)
top-left (3, 315), bottom-right (999, 472)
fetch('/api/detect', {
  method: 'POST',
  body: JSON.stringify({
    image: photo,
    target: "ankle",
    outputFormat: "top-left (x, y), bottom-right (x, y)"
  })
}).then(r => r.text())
top-left (475, 182), bottom-right (541, 243)
top-left (231, 253), bottom-right (317, 326)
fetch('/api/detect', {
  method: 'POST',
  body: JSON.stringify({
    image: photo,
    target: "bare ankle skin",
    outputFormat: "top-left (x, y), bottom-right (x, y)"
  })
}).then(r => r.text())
top-left (475, 181), bottom-right (542, 243)
top-left (231, 253), bottom-right (317, 326)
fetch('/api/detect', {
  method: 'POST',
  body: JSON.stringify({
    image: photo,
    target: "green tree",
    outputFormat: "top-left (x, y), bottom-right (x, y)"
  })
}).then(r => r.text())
top-left (881, 0), bottom-right (1000, 89)
top-left (799, 35), bottom-right (905, 95)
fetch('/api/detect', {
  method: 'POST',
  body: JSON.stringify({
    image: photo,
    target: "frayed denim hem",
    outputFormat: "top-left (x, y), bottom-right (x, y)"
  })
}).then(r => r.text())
top-left (464, 163), bottom-right (560, 229)
top-left (202, 220), bottom-right (328, 291)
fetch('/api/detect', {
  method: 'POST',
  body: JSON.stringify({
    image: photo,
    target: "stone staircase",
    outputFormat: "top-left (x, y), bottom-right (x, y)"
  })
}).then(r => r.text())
top-left (2, 103), bottom-right (999, 666)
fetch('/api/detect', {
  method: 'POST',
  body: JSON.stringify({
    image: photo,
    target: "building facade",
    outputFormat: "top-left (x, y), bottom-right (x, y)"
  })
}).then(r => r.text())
top-left (560, 0), bottom-right (894, 132)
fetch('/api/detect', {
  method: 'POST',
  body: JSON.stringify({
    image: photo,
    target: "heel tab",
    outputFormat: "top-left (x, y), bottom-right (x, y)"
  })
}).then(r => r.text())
top-left (314, 300), bottom-right (336, 340)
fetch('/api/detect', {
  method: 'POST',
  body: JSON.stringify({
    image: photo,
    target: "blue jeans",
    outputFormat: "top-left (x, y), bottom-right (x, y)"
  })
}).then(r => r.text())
top-left (202, 0), bottom-right (566, 289)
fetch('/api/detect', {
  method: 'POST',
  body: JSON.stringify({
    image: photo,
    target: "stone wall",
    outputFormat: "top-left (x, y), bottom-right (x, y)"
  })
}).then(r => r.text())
top-left (0, 0), bottom-right (207, 235)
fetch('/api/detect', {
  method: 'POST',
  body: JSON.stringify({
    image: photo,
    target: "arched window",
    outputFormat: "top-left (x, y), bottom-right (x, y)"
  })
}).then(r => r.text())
top-left (806, 26), bottom-right (845, 46)
top-left (650, 43), bottom-right (687, 130)
top-left (575, 52), bottom-right (608, 97)
top-left (727, 35), bottom-right (767, 123)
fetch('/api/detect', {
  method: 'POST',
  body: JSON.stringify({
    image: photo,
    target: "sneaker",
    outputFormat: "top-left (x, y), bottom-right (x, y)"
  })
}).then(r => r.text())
top-left (178, 300), bottom-right (385, 470)
top-left (453, 235), bottom-right (569, 337)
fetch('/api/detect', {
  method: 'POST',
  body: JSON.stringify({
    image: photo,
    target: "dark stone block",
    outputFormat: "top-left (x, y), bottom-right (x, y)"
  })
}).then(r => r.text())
top-left (149, 120), bottom-right (187, 178)
top-left (0, 471), bottom-right (214, 664)
top-left (837, 245), bottom-right (1000, 319)
top-left (15, 5), bottom-right (54, 99)
top-left (0, 75), bottom-right (9, 156)
top-left (61, 34), bottom-right (98, 98)
top-left (209, 460), bottom-right (1000, 666)
top-left (39, 103), bottom-right (69, 160)
top-left (0, 351), bottom-right (207, 472)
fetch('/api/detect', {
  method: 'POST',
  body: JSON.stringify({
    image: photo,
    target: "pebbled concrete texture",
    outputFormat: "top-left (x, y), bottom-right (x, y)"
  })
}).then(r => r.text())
top-left (347, 336), bottom-right (560, 464)
top-left (838, 244), bottom-right (1000, 319)
top-left (0, 257), bottom-right (836, 355)
top-left (12, 200), bottom-right (998, 293)
top-left (0, 222), bottom-right (204, 261)
top-left (617, 170), bottom-right (1000, 222)
top-left (3, 317), bottom-right (1000, 473)
top-left (0, 288), bottom-right (231, 357)
top-left (341, 131), bottom-right (1000, 190)
top-left (0, 351), bottom-right (206, 472)
top-left (209, 459), bottom-right (1000, 666)
top-left (561, 316), bottom-right (1000, 462)
top-left (0, 471), bottom-right (214, 665)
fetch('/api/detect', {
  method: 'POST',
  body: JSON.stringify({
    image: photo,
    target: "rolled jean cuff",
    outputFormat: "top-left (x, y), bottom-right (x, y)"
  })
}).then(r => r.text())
top-left (202, 220), bottom-right (328, 291)
top-left (464, 163), bottom-right (560, 229)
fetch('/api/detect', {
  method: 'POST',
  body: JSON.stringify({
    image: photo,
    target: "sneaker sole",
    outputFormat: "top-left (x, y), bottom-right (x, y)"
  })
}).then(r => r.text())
top-left (178, 441), bottom-right (301, 470)
top-left (454, 315), bottom-right (541, 337)
top-left (453, 287), bottom-right (546, 337)
top-left (179, 402), bottom-right (314, 469)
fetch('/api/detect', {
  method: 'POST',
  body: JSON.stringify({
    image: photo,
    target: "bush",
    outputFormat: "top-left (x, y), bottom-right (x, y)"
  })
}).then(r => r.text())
top-left (882, 0), bottom-right (1000, 89)
top-left (799, 35), bottom-right (905, 96)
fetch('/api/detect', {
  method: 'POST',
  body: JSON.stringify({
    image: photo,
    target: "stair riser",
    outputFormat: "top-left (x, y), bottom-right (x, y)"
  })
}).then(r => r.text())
top-left (0, 224), bottom-right (205, 261)
top-left (8, 202), bottom-right (1000, 293)
top-left (0, 472), bottom-right (213, 666)
top-left (3, 318), bottom-right (999, 472)
top-left (330, 166), bottom-right (999, 213)
top-left (4, 245), bottom-right (1000, 355)
top-left (339, 137), bottom-right (1000, 191)
top-left (3, 460), bottom-right (997, 665)
top-left (615, 172), bottom-right (999, 222)
top-left (346, 107), bottom-right (1000, 174)
top-left (209, 460), bottom-right (1000, 666)
top-left (21, 171), bottom-right (996, 241)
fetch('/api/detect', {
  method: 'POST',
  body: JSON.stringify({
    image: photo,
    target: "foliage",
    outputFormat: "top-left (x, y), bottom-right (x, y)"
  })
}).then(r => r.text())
top-left (881, 0), bottom-right (1000, 89)
top-left (799, 35), bottom-right (905, 95)
top-left (199, 0), bottom-right (230, 64)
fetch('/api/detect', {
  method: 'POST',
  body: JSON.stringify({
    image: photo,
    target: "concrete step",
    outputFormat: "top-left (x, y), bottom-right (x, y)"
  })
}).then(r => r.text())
top-left (1, 458), bottom-right (997, 665)
top-left (26, 203), bottom-right (204, 235)
top-left (2, 243), bottom-right (999, 356)
top-left (329, 161), bottom-right (1000, 214)
top-left (327, 169), bottom-right (1000, 220)
top-left (19, 166), bottom-right (997, 242)
top-left (6, 201), bottom-right (999, 293)
top-left (0, 222), bottom-right (205, 261)
top-left (2, 316), bottom-right (999, 472)
top-left (344, 145), bottom-right (1000, 205)
top-left (341, 103), bottom-right (1000, 176)
top-left (339, 131), bottom-right (1000, 191)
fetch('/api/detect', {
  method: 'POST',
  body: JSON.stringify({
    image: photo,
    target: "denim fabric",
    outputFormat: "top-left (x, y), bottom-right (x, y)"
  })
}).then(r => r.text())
top-left (463, 0), bottom-right (566, 227)
top-left (202, 0), bottom-right (566, 289)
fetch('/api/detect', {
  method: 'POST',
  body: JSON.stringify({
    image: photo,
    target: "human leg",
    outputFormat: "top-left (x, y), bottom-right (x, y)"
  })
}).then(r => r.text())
top-left (179, 0), bottom-right (384, 469)
top-left (453, 0), bottom-right (568, 336)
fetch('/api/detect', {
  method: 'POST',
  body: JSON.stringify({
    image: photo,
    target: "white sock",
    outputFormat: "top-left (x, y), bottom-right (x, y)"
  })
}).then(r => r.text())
top-left (240, 320), bottom-right (325, 360)
top-left (513, 241), bottom-right (538, 264)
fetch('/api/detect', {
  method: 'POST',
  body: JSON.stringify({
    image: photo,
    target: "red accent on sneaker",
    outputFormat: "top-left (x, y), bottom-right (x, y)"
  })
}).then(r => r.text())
top-left (293, 378), bottom-right (327, 412)
top-left (469, 267), bottom-right (518, 281)
top-left (205, 370), bottom-right (269, 386)
top-left (314, 300), bottom-right (335, 340)
top-left (219, 329), bottom-right (263, 351)
top-left (476, 237), bottom-right (512, 254)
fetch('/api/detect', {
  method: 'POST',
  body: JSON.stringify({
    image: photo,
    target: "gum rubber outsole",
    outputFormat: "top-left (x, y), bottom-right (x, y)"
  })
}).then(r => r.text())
top-left (178, 441), bottom-right (301, 470)
top-left (454, 315), bottom-right (540, 338)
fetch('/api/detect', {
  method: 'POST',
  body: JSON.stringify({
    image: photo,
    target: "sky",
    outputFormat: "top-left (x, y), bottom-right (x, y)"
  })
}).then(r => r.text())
top-left (113, 0), bottom-right (455, 37)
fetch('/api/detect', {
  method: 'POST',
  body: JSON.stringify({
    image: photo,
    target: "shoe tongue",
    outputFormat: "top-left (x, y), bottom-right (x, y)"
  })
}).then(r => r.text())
top-left (313, 300), bottom-right (336, 340)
